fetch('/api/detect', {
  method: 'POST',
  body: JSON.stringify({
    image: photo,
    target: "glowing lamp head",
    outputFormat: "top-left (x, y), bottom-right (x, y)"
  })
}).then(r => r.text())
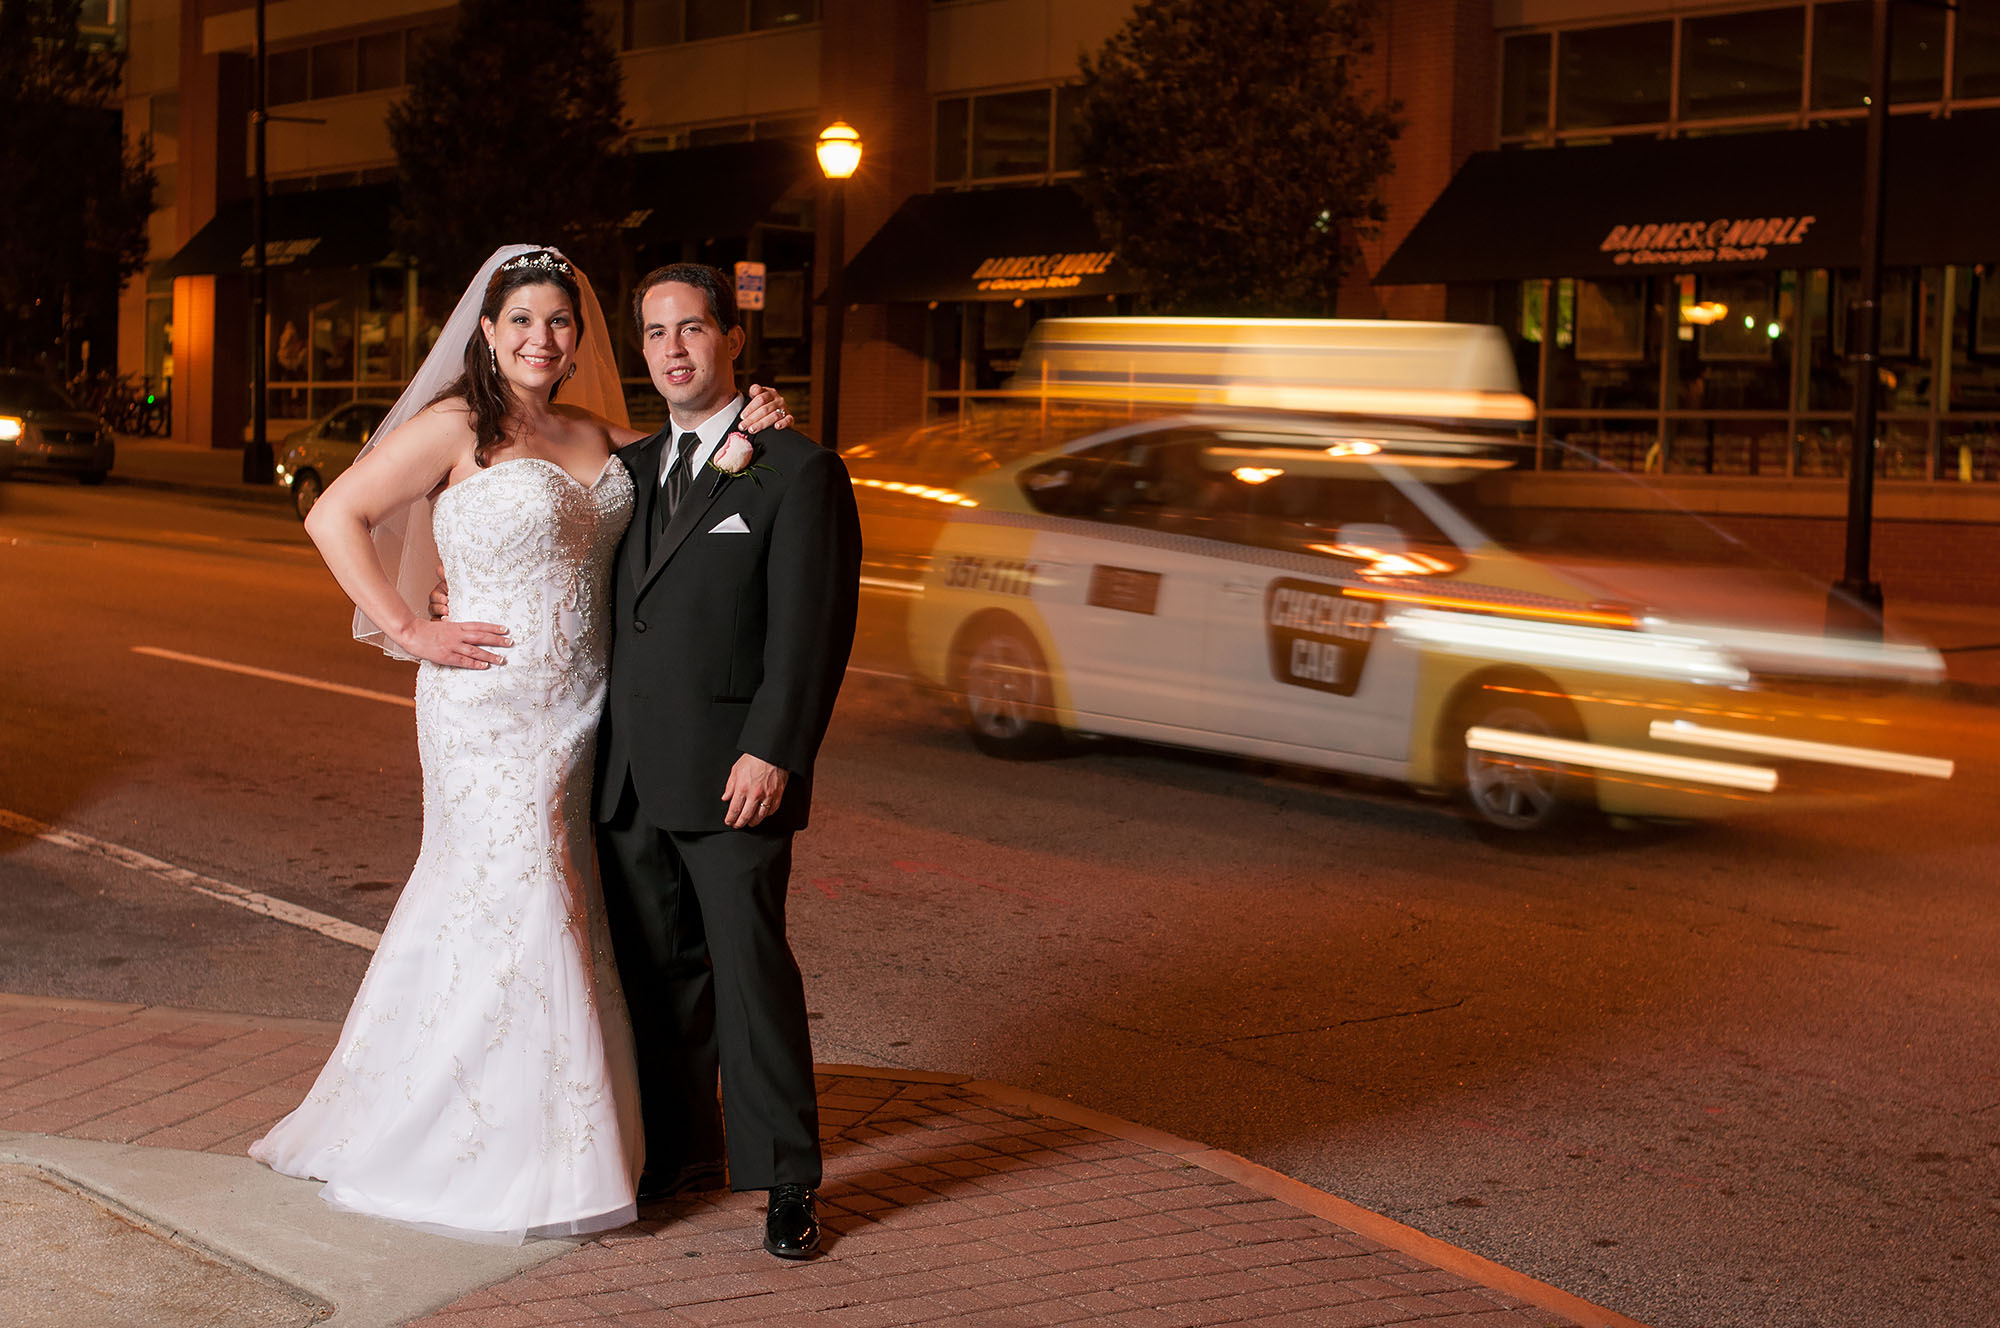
top-left (0, 415), bottom-right (22, 442)
top-left (816, 121), bottom-right (863, 180)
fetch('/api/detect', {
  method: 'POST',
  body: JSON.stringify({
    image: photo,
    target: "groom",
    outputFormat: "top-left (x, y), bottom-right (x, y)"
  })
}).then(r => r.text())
top-left (595, 263), bottom-right (861, 1258)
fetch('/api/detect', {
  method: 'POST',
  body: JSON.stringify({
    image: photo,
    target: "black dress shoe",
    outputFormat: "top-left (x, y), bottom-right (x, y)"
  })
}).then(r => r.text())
top-left (637, 1160), bottom-right (727, 1203)
top-left (763, 1184), bottom-right (821, 1259)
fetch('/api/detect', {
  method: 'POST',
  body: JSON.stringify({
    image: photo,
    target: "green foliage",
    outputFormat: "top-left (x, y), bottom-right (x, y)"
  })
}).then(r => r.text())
top-left (388, 0), bottom-right (629, 291)
top-left (1075, 0), bottom-right (1400, 317)
top-left (0, 0), bottom-right (155, 368)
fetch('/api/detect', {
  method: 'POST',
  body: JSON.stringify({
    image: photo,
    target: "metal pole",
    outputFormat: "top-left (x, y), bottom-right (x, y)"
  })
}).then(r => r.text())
top-left (821, 181), bottom-right (846, 452)
top-left (243, 0), bottom-right (271, 484)
top-left (1832, 0), bottom-right (1890, 633)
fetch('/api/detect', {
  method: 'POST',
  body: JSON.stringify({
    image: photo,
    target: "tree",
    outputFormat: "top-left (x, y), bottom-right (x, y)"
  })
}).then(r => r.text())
top-left (388, 0), bottom-right (629, 291)
top-left (0, 0), bottom-right (155, 372)
top-left (1075, 0), bottom-right (1400, 317)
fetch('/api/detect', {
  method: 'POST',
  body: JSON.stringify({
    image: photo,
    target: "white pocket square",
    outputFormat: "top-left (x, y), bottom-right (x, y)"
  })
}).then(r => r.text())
top-left (708, 513), bottom-right (750, 534)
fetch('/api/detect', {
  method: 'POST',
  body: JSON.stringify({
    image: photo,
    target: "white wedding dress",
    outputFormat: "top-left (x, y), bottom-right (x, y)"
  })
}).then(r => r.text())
top-left (252, 456), bottom-right (644, 1244)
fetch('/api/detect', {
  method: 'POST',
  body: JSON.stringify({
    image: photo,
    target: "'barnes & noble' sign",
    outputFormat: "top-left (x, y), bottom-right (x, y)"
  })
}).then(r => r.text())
top-left (1600, 215), bottom-right (1816, 267)
top-left (972, 251), bottom-right (1117, 293)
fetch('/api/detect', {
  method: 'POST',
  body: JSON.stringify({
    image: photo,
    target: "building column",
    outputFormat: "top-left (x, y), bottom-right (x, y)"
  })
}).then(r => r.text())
top-left (170, 22), bottom-right (249, 450)
top-left (814, 0), bottom-right (931, 447)
top-left (1353, 0), bottom-right (1497, 321)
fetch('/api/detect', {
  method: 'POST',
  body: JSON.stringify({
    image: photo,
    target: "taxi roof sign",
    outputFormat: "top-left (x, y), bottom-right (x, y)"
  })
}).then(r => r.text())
top-left (1008, 317), bottom-right (1535, 427)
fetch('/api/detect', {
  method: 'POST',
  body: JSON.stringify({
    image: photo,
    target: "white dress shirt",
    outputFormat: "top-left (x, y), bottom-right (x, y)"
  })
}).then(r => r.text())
top-left (661, 392), bottom-right (747, 487)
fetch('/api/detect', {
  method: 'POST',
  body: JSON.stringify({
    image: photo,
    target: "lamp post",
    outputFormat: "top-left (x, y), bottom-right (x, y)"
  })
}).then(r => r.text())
top-left (1832, 0), bottom-right (1891, 634)
top-left (815, 121), bottom-right (862, 452)
top-left (243, 0), bottom-right (270, 484)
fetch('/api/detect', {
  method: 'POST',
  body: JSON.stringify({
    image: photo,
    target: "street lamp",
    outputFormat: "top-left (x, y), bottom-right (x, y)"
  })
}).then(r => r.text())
top-left (815, 121), bottom-right (862, 452)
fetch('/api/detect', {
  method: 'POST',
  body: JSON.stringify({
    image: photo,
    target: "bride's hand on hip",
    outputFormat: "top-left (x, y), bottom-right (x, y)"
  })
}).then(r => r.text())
top-left (740, 383), bottom-right (793, 434)
top-left (397, 617), bottom-right (512, 669)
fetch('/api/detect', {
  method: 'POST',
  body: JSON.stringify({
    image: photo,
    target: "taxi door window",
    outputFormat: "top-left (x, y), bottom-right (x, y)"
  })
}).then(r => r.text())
top-left (1226, 461), bottom-right (1470, 575)
top-left (1092, 433), bottom-right (1257, 542)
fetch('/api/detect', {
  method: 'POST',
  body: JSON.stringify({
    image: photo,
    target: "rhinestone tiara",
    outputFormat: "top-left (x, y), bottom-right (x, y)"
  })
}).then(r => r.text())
top-left (498, 249), bottom-right (573, 276)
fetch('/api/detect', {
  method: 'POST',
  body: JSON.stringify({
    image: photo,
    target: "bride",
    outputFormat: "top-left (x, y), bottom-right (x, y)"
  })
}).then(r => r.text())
top-left (249, 245), bottom-right (790, 1241)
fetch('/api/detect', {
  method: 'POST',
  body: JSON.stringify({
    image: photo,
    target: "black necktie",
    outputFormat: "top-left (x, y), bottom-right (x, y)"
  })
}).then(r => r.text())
top-left (653, 431), bottom-right (695, 542)
top-left (666, 431), bottom-right (697, 515)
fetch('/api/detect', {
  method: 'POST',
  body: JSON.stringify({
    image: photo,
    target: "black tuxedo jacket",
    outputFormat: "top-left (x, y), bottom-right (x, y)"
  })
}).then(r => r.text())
top-left (595, 416), bottom-right (862, 832)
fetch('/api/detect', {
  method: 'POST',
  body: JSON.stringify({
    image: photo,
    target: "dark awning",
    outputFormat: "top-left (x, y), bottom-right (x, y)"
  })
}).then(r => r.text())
top-left (841, 184), bottom-right (1141, 304)
top-left (625, 139), bottom-right (811, 244)
top-left (1375, 110), bottom-right (2000, 285)
top-left (155, 183), bottom-right (399, 279)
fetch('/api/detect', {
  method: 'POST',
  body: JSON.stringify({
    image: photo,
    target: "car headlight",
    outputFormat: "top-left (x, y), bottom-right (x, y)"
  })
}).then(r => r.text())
top-left (0, 416), bottom-right (22, 442)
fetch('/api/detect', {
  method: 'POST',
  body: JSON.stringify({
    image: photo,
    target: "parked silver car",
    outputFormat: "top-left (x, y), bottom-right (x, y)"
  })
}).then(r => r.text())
top-left (274, 400), bottom-right (392, 519)
top-left (0, 372), bottom-right (115, 485)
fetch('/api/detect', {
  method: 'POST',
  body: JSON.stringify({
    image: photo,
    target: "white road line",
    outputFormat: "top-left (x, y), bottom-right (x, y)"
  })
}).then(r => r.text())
top-left (0, 809), bottom-right (381, 952)
top-left (136, 644), bottom-right (916, 693)
top-left (132, 646), bottom-right (414, 708)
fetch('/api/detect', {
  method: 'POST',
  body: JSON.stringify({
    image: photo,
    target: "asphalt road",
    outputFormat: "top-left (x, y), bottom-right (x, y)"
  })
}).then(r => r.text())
top-left (2, 475), bottom-right (1996, 1328)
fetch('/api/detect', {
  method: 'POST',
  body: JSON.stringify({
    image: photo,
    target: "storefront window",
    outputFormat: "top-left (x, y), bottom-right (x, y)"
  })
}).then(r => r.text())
top-left (1956, 0), bottom-right (2000, 98)
top-left (1544, 277), bottom-right (1662, 410)
top-left (1543, 418), bottom-right (1662, 472)
top-left (1950, 265), bottom-right (2000, 412)
top-left (1556, 22), bottom-right (1672, 129)
top-left (927, 303), bottom-right (962, 392)
top-left (360, 268), bottom-right (407, 382)
top-left (1667, 419), bottom-right (1790, 475)
top-left (1680, 8), bottom-right (1803, 121)
top-left (1810, 0), bottom-right (1946, 109)
top-left (1500, 33), bottom-right (1550, 137)
top-left (1675, 271), bottom-right (1795, 411)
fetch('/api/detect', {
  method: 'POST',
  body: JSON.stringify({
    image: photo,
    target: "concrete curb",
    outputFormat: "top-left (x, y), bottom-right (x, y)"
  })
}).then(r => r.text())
top-left (108, 472), bottom-right (290, 507)
top-left (824, 1063), bottom-right (1653, 1328)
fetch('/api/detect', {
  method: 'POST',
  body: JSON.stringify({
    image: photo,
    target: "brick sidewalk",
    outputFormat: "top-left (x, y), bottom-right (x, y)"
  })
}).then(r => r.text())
top-left (0, 995), bottom-right (1642, 1328)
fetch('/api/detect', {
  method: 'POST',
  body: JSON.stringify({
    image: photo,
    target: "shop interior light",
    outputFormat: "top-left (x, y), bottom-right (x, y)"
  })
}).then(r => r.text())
top-left (1681, 301), bottom-right (1728, 325)
top-left (1766, 322), bottom-right (1782, 339)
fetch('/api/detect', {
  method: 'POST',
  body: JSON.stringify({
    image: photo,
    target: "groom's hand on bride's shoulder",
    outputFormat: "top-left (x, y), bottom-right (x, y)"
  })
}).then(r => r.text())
top-left (739, 383), bottom-right (793, 435)
top-left (429, 563), bottom-right (450, 620)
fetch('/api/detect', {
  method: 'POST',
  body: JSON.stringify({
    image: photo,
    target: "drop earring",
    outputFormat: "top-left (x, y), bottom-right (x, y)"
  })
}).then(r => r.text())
top-left (565, 363), bottom-right (576, 380)
top-left (488, 345), bottom-right (497, 373)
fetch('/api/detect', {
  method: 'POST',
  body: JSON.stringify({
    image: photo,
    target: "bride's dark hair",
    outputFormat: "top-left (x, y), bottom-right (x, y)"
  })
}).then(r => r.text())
top-left (431, 252), bottom-right (585, 468)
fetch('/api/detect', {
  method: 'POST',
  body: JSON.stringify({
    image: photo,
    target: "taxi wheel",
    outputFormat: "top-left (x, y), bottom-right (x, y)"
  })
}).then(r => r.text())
top-left (959, 621), bottom-right (1057, 758)
top-left (1454, 692), bottom-right (1593, 835)
top-left (292, 469), bottom-right (322, 521)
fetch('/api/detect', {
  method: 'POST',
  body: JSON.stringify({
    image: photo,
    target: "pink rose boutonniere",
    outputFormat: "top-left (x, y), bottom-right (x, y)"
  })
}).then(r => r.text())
top-left (707, 430), bottom-right (776, 491)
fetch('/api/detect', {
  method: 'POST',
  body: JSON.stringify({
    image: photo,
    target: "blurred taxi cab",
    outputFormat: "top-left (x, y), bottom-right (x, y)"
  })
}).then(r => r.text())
top-left (892, 317), bottom-right (1953, 833)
